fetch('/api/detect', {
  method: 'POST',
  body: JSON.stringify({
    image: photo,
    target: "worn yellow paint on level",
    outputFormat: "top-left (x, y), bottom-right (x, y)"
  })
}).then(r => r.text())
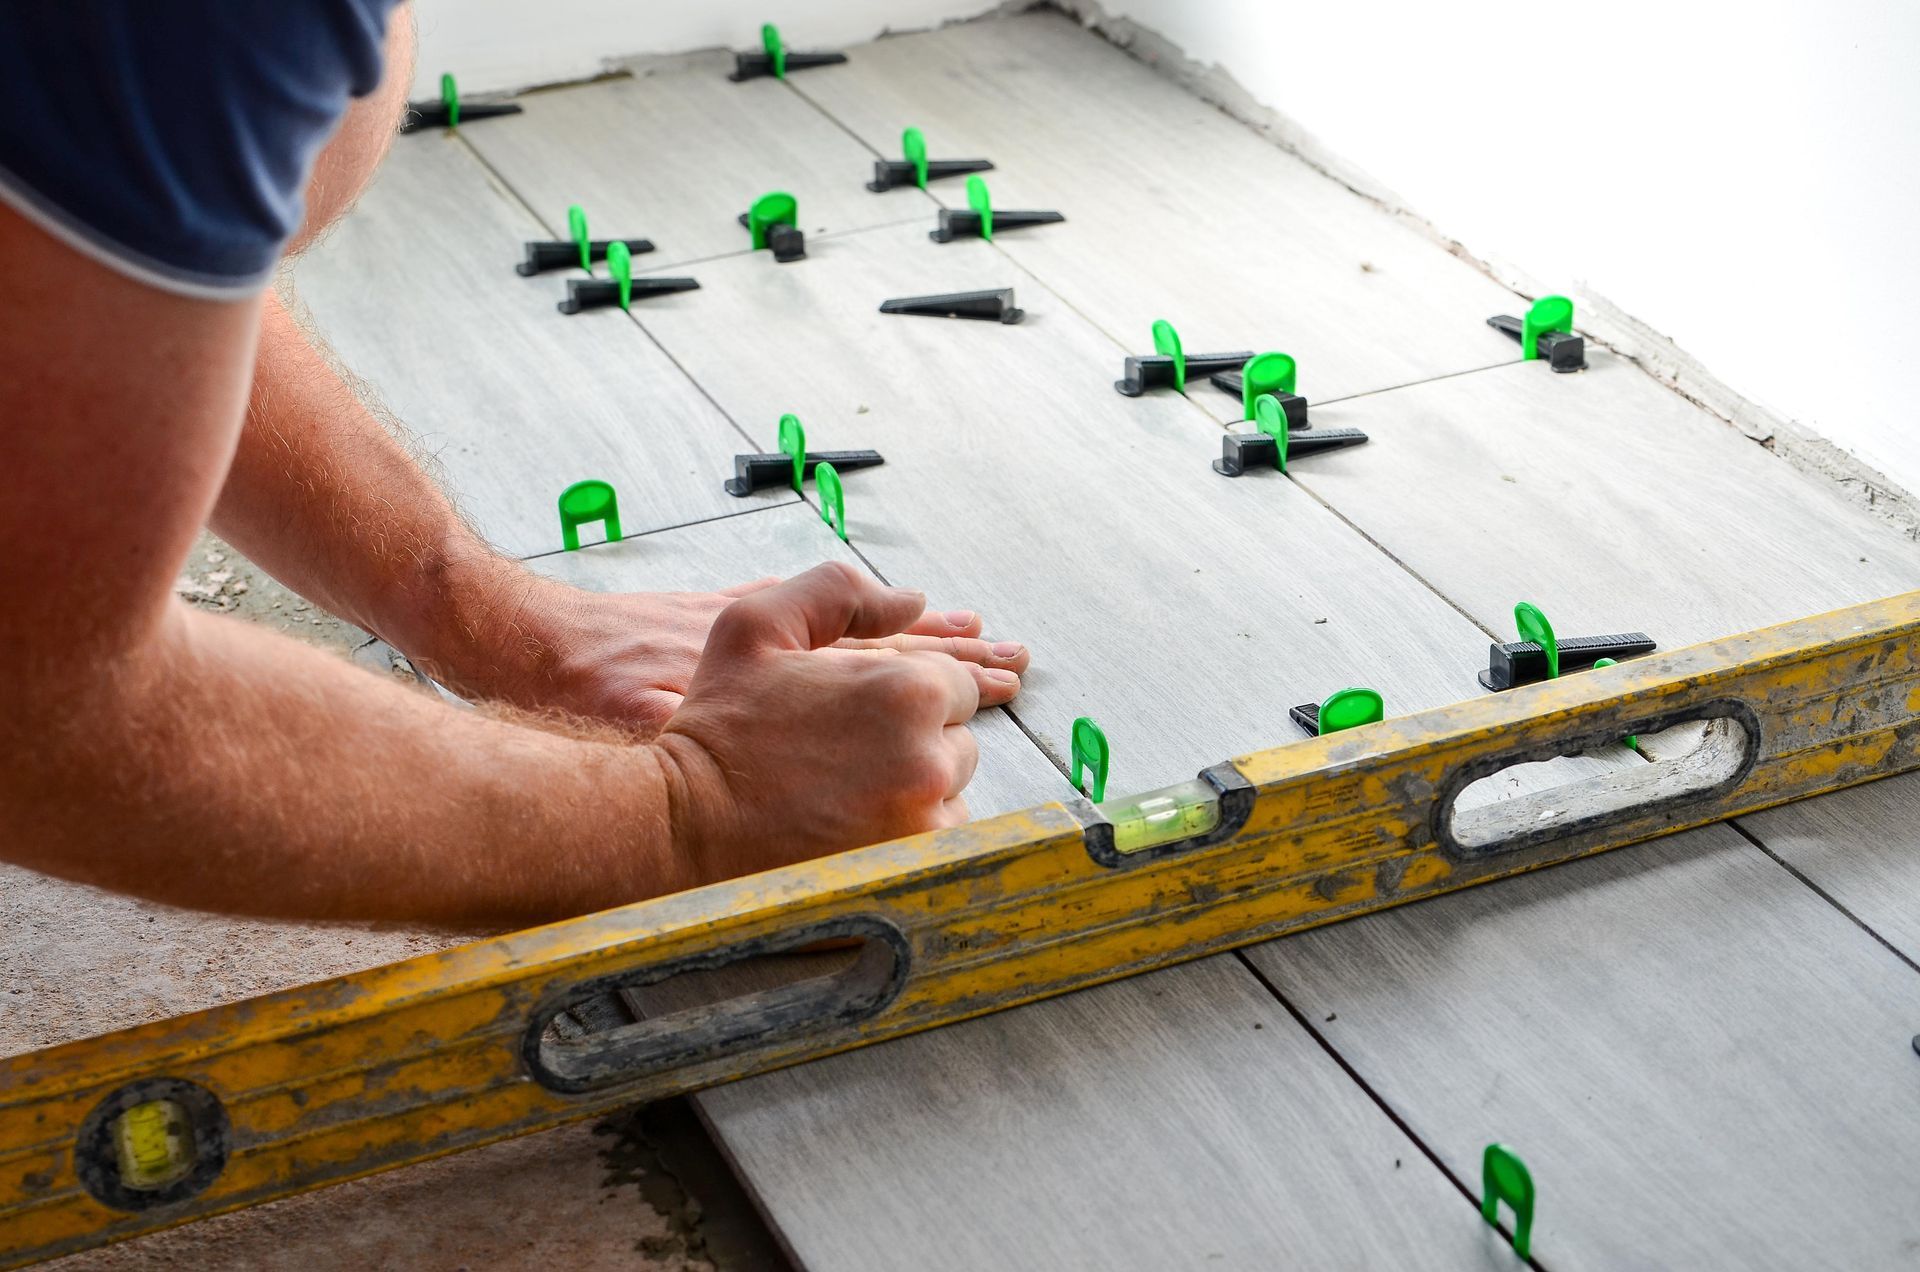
top-left (4, 591), bottom-right (1918, 1268)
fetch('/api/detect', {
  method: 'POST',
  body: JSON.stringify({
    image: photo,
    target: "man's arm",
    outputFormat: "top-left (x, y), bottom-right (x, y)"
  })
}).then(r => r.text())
top-left (224, 288), bottom-right (1029, 731)
top-left (209, 17), bottom-right (1026, 735)
top-left (0, 203), bottom-right (989, 926)
top-left (198, 15), bottom-right (530, 699)
top-left (214, 286), bottom-right (543, 693)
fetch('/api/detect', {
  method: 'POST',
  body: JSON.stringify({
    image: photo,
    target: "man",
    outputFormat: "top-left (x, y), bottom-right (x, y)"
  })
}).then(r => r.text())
top-left (0, 5), bottom-right (1027, 927)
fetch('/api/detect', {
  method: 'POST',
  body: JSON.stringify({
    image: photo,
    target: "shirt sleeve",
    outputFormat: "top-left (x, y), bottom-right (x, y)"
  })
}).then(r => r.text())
top-left (0, 0), bottom-right (401, 299)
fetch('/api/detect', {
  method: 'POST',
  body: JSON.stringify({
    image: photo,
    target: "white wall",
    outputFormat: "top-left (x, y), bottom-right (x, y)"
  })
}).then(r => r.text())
top-left (1066, 0), bottom-right (1920, 498)
top-left (410, 0), bottom-right (999, 98)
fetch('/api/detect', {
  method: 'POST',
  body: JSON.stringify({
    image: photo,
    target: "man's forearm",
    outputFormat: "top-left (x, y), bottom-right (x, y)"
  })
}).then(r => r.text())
top-left (213, 289), bottom-right (548, 692)
top-left (205, 11), bottom-right (536, 690)
top-left (221, 289), bottom-right (1033, 738)
top-left (4, 601), bottom-right (689, 926)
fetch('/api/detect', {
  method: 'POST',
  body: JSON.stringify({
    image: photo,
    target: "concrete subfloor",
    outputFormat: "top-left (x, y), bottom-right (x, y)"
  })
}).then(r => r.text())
top-left (171, 532), bottom-right (367, 657)
top-left (13, 536), bottom-right (789, 1272)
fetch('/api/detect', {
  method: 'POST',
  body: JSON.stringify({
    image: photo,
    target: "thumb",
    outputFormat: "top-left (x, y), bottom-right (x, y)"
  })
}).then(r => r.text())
top-left (705, 561), bottom-right (925, 656)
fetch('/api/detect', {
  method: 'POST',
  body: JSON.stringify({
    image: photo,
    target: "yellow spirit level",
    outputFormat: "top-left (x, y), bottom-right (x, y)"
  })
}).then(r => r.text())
top-left (3, 591), bottom-right (1917, 1268)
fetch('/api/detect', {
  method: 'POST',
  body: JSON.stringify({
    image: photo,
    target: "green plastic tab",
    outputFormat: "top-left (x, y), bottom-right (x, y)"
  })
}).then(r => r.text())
top-left (1522, 295), bottom-right (1574, 361)
top-left (815, 461), bottom-right (846, 540)
top-left (1239, 351), bottom-right (1298, 420)
top-left (1071, 716), bottom-right (1110, 802)
top-left (440, 73), bottom-right (460, 130)
top-left (607, 241), bottom-right (633, 310)
top-left (777, 413), bottom-right (806, 492)
top-left (966, 174), bottom-right (993, 240)
top-left (1514, 601), bottom-right (1559, 679)
top-left (557, 479), bottom-right (621, 552)
top-left (1481, 1143), bottom-right (1536, 1259)
top-left (567, 204), bottom-right (590, 272)
top-left (1318, 687), bottom-right (1383, 734)
top-left (1152, 319), bottom-right (1185, 393)
top-left (748, 192), bottom-right (798, 250)
top-left (761, 23), bottom-right (786, 79)
top-left (1253, 393), bottom-right (1290, 472)
top-left (903, 127), bottom-right (930, 189)
top-left (1591, 658), bottom-right (1639, 749)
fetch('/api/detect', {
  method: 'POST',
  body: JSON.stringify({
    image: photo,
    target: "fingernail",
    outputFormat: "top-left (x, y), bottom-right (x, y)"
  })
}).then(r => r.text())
top-left (991, 641), bottom-right (1024, 658)
top-left (983, 669), bottom-right (1019, 686)
top-left (944, 609), bottom-right (975, 627)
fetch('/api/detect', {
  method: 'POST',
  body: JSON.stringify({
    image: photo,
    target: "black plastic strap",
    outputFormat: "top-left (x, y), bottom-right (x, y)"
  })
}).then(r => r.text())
top-left (879, 288), bottom-right (1022, 323)
top-left (729, 50), bottom-right (848, 81)
top-left (557, 276), bottom-right (700, 314)
top-left (929, 208), bottom-right (1065, 243)
top-left (398, 101), bottom-right (522, 134)
top-left (1212, 422), bottom-right (1363, 477)
top-left (1480, 632), bottom-right (1658, 691)
top-left (1486, 315), bottom-right (1587, 372)
top-left (517, 238), bottom-right (655, 276)
top-left (724, 450), bottom-right (885, 496)
top-left (1114, 351), bottom-right (1254, 397)
top-left (867, 157), bottom-right (995, 192)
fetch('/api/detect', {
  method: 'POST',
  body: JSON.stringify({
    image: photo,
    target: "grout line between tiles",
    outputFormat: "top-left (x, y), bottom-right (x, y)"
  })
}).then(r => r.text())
top-left (453, 129), bottom-right (767, 455)
top-left (514, 497), bottom-right (801, 564)
top-left (1233, 949), bottom-right (1551, 1271)
top-left (1728, 820), bottom-right (1920, 975)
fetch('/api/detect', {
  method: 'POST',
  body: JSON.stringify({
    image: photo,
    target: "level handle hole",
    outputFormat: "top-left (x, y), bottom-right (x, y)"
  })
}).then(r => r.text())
top-left (1439, 702), bottom-right (1758, 858)
top-left (525, 917), bottom-right (907, 1094)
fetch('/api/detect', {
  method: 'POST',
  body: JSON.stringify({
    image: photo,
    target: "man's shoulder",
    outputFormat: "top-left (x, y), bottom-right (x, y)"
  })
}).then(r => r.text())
top-left (0, 0), bottom-right (404, 298)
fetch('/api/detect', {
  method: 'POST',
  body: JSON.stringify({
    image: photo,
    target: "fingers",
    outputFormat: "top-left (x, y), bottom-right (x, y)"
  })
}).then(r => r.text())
top-left (901, 650), bottom-right (981, 726)
top-left (719, 576), bottom-right (782, 598)
top-left (936, 796), bottom-right (971, 828)
top-left (902, 607), bottom-right (984, 639)
top-left (973, 666), bottom-right (1021, 708)
top-left (836, 632), bottom-right (1030, 674)
top-left (941, 724), bottom-right (979, 799)
top-left (824, 639), bottom-right (1024, 707)
top-left (706, 562), bottom-right (926, 657)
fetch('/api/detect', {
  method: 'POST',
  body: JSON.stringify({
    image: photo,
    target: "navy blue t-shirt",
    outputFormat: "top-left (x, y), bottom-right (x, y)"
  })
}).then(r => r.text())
top-left (0, 0), bottom-right (402, 298)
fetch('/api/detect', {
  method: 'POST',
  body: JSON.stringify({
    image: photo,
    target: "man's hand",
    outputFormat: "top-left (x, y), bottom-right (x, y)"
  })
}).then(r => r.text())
top-left (429, 570), bottom-right (1030, 736)
top-left (657, 563), bottom-right (1006, 886)
top-left (222, 26), bottom-right (1031, 744)
top-left (226, 297), bottom-right (1031, 738)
